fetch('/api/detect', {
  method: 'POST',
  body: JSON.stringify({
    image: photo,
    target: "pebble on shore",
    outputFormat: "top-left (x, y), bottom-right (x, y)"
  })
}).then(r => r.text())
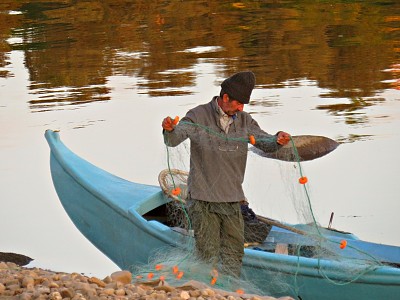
top-left (0, 261), bottom-right (294, 300)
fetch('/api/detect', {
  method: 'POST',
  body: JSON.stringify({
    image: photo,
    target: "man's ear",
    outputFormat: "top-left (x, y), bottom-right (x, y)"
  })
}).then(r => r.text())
top-left (222, 93), bottom-right (230, 102)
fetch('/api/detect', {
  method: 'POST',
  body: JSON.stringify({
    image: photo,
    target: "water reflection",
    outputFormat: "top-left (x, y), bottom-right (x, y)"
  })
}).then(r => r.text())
top-left (316, 97), bottom-right (386, 125)
top-left (0, 0), bottom-right (399, 121)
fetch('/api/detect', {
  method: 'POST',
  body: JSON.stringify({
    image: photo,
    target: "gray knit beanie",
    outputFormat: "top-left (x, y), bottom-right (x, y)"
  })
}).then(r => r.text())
top-left (220, 71), bottom-right (255, 104)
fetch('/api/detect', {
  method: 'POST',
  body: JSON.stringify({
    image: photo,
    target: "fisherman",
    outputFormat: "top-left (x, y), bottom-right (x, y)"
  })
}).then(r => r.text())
top-left (161, 71), bottom-right (290, 277)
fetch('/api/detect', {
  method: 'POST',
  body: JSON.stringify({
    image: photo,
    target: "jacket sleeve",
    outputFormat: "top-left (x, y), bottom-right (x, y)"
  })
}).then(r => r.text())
top-left (163, 111), bottom-right (197, 147)
top-left (247, 116), bottom-right (283, 153)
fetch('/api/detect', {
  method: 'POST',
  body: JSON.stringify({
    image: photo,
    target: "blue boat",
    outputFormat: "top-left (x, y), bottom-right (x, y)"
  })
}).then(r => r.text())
top-left (45, 129), bottom-right (400, 300)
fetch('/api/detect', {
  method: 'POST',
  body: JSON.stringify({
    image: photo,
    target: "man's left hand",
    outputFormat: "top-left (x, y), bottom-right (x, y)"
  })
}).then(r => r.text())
top-left (277, 131), bottom-right (291, 145)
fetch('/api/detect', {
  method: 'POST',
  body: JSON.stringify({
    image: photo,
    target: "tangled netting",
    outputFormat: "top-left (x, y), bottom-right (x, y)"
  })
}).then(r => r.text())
top-left (131, 121), bottom-right (385, 298)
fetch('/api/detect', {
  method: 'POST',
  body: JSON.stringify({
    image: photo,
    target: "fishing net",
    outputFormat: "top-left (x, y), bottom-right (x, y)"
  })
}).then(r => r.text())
top-left (131, 119), bottom-right (386, 298)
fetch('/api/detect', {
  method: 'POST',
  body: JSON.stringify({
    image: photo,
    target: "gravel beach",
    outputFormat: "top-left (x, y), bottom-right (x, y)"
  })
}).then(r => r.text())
top-left (0, 261), bottom-right (294, 300)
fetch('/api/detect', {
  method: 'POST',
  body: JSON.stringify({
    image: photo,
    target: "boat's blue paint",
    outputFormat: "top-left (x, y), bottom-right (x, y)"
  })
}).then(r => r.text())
top-left (45, 130), bottom-right (400, 300)
top-left (267, 227), bottom-right (400, 266)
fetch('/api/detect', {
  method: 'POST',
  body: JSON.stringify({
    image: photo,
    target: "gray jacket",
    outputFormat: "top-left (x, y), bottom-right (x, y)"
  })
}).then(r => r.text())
top-left (164, 97), bottom-right (281, 203)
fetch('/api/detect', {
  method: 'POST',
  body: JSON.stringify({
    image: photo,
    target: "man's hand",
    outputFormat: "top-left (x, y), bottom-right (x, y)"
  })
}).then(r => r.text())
top-left (162, 116), bottom-right (179, 132)
top-left (277, 131), bottom-right (291, 145)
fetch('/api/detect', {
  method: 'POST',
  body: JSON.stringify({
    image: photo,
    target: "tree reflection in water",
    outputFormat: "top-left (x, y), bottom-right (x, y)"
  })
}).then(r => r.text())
top-left (0, 0), bottom-right (398, 121)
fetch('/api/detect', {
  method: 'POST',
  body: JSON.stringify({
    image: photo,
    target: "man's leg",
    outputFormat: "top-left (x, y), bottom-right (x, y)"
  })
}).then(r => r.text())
top-left (220, 210), bottom-right (244, 277)
top-left (189, 200), bottom-right (221, 266)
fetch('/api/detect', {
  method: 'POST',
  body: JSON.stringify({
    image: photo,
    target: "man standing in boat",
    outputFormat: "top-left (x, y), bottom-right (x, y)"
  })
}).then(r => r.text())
top-left (162, 71), bottom-right (290, 277)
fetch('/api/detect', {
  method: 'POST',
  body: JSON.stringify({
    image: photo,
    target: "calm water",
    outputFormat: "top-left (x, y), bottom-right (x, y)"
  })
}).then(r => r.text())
top-left (1, 0), bottom-right (399, 277)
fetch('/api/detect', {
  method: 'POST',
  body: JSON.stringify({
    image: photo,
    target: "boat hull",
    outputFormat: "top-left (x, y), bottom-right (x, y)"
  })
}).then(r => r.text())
top-left (45, 130), bottom-right (400, 300)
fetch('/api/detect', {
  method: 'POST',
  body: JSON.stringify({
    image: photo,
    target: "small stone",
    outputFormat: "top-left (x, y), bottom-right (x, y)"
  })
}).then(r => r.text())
top-left (180, 291), bottom-right (190, 300)
top-left (60, 274), bottom-right (71, 282)
top-left (126, 290), bottom-right (140, 297)
top-left (6, 262), bottom-right (18, 269)
top-left (105, 281), bottom-right (118, 289)
top-left (111, 270), bottom-right (132, 284)
top-left (136, 285), bottom-right (147, 296)
top-left (52, 274), bottom-right (60, 281)
top-left (0, 262), bottom-right (8, 269)
top-left (37, 286), bottom-right (51, 294)
top-left (49, 291), bottom-right (62, 300)
top-left (0, 283), bottom-right (6, 293)
top-left (72, 281), bottom-right (91, 291)
top-left (102, 276), bottom-right (112, 284)
top-left (7, 283), bottom-right (21, 291)
top-left (60, 287), bottom-right (74, 299)
top-left (154, 292), bottom-right (168, 300)
top-left (2, 290), bottom-right (15, 297)
top-left (189, 290), bottom-right (201, 297)
top-left (102, 288), bottom-right (115, 295)
top-left (71, 292), bottom-right (86, 300)
top-left (49, 281), bottom-right (59, 288)
top-left (4, 278), bottom-right (19, 286)
top-left (115, 288), bottom-right (126, 296)
top-left (22, 276), bottom-right (35, 288)
top-left (88, 276), bottom-right (106, 288)
top-left (19, 292), bottom-right (33, 300)
top-left (201, 288), bottom-right (215, 297)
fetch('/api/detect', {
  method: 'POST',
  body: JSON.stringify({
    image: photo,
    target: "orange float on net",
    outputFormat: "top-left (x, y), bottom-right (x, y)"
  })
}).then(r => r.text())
top-left (172, 265), bottom-right (179, 274)
top-left (298, 176), bottom-right (308, 185)
top-left (171, 187), bottom-right (181, 196)
top-left (147, 273), bottom-right (154, 280)
top-left (340, 240), bottom-right (347, 249)
top-left (236, 289), bottom-right (244, 295)
top-left (159, 275), bottom-right (165, 282)
top-left (172, 116), bottom-right (179, 125)
top-left (249, 135), bottom-right (256, 145)
top-left (210, 277), bottom-right (217, 285)
top-left (155, 264), bottom-right (163, 271)
top-left (176, 271), bottom-right (184, 279)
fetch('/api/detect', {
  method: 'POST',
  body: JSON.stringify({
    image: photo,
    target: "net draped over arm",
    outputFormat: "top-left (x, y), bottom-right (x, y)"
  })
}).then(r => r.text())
top-left (245, 115), bottom-right (282, 153)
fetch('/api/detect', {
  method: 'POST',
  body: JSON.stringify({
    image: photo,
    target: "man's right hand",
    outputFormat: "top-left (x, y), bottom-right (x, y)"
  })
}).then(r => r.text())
top-left (162, 116), bottom-right (178, 132)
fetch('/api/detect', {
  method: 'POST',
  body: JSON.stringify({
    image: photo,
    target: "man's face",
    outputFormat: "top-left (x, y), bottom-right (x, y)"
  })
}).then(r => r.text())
top-left (221, 96), bottom-right (244, 116)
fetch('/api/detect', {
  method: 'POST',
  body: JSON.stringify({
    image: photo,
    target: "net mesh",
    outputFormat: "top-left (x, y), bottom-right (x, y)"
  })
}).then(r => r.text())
top-left (131, 120), bottom-right (386, 298)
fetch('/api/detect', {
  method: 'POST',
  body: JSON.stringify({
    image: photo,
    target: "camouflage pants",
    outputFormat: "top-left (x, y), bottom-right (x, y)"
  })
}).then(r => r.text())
top-left (188, 199), bottom-right (244, 277)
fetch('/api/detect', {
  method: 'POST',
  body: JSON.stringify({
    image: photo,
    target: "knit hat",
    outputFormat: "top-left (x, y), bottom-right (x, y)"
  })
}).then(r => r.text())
top-left (220, 71), bottom-right (255, 104)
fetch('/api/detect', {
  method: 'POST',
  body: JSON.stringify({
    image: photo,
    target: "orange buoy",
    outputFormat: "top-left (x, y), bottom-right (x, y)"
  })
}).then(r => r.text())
top-left (155, 264), bottom-right (163, 271)
top-left (249, 135), bottom-right (256, 145)
top-left (298, 176), bottom-right (308, 184)
top-left (340, 240), bottom-right (347, 249)
top-left (236, 289), bottom-right (244, 295)
top-left (176, 271), bottom-right (184, 279)
top-left (171, 187), bottom-right (181, 196)
top-left (210, 277), bottom-right (217, 285)
top-left (147, 273), bottom-right (154, 280)
top-left (172, 116), bottom-right (179, 125)
top-left (172, 265), bottom-right (179, 274)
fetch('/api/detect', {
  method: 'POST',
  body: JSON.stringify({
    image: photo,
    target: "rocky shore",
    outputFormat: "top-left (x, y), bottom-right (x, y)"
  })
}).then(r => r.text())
top-left (0, 261), bottom-right (294, 300)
